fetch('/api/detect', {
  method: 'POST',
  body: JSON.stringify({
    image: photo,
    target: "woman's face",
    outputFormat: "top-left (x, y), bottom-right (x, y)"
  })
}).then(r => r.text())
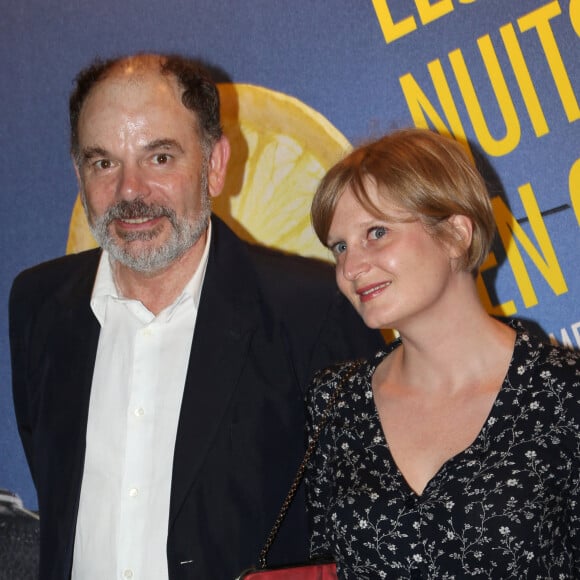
top-left (326, 185), bottom-right (459, 332)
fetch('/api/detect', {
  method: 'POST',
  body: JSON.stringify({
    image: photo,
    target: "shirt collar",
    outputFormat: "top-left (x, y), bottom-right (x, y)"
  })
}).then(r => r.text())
top-left (90, 220), bottom-right (212, 325)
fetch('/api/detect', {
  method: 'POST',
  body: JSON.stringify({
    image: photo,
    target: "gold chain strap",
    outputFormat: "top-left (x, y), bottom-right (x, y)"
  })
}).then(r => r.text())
top-left (258, 361), bottom-right (361, 569)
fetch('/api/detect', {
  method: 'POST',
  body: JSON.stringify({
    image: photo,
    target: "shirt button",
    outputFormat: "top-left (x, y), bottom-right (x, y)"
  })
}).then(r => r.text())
top-left (123, 570), bottom-right (133, 579)
top-left (134, 407), bottom-right (145, 417)
top-left (129, 488), bottom-right (139, 498)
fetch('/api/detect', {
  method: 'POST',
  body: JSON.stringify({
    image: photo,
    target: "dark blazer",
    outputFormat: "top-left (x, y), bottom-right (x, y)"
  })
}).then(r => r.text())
top-left (10, 216), bottom-right (383, 580)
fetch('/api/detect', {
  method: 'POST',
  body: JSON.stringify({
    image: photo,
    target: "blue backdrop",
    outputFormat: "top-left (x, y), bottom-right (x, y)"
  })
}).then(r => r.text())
top-left (1, 0), bottom-right (579, 509)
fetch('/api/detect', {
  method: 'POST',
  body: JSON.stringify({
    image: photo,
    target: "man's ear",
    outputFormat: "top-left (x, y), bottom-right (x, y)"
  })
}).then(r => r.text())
top-left (72, 156), bottom-right (82, 184)
top-left (447, 214), bottom-right (473, 260)
top-left (207, 136), bottom-right (231, 198)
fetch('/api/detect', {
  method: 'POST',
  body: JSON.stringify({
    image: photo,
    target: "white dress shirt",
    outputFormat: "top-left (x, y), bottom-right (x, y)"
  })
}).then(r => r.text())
top-left (72, 227), bottom-right (211, 580)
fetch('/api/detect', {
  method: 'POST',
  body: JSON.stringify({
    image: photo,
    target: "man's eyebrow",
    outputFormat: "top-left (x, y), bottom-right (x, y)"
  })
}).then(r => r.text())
top-left (80, 146), bottom-right (109, 161)
top-left (145, 138), bottom-right (184, 153)
top-left (79, 140), bottom-right (184, 162)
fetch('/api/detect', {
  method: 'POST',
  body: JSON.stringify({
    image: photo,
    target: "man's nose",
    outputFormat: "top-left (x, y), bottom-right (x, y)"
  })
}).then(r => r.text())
top-left (117, 165), bottom-right (149, 200)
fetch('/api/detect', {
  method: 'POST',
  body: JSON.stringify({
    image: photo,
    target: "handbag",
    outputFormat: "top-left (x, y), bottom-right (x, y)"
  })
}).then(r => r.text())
top-left (236, 559), bottom-right (337, 579)
top-left (235, 362), bottom-right (361, 580)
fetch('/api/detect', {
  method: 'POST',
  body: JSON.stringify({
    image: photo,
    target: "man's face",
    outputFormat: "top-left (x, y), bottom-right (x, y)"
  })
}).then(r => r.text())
top-left (75, 67), bottom-right (224, 274)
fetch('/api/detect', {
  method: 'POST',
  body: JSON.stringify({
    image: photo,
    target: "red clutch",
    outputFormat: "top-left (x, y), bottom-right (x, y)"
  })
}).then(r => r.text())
top-left (237, 560), bottom-right (337, 579)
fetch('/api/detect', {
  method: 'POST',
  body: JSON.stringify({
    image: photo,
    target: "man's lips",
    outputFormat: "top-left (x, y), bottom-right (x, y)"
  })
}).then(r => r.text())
top-left (356, 281), bottom-right (391, 302)
top-left (115, 216), bottom-right (163, 228)
top-left (120, 216), bottom-right (154, 224)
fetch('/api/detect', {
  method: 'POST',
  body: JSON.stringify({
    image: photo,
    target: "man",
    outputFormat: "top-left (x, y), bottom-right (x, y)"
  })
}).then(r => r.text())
top-left (9, 53), bottom-right (383, 580)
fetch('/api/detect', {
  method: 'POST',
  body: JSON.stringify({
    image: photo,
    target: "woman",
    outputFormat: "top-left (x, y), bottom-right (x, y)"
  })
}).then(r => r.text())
top-left (305, 128), bottom-right (580, 579)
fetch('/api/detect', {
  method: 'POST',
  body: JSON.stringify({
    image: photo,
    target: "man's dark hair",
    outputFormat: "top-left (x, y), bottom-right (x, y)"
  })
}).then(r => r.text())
top-left (69, 53), bottom-right (223, 161)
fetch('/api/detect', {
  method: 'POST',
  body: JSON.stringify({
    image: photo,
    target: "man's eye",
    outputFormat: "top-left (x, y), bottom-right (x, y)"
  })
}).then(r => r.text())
top-left (331, 241), bottom-right (347, 255)
top-left (369, 226), bottom-right (387, 240)
top-left (153, 153), bottom-right (170, 164)
top-left (94, 159), bottom-right (112, 170)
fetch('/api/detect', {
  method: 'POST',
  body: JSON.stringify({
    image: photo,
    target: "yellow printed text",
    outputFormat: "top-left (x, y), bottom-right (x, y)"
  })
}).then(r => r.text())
top-left (399, 0), bottom-right (579, 158)
top-left (372, 0), bottom-right (477, 44)
top-left (477, 179), bottom-right (568, 315)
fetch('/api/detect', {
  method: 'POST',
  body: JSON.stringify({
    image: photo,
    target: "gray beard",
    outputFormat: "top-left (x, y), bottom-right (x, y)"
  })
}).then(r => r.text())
top-left (82, 175), bottom-right (211, 275)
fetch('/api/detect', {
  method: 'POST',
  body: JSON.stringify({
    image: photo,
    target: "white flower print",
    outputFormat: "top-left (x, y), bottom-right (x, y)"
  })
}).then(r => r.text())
top-left (305, 322), bottom-right (580, 579)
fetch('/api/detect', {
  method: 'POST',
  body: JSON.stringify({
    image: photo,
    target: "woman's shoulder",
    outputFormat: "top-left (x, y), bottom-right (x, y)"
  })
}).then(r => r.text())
top-left (511, 320), bottom-right (580, 380)
top-left (307, 340), bottom-right (401, 414)
top-left (508, 321), bottom-right (580, 432)
top-left (310, 341), bottom-right (399, 388)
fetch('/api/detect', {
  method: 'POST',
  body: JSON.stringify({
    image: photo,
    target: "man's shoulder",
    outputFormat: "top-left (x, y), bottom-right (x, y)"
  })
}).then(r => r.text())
top-left (211, 215), bottom-right (336, 298)
top-left (11, 249), bottom-right (101, 300)
top-left (239, 244), bottom-right (347, 326)
top-left (246, 243), bottom-right (334, 288)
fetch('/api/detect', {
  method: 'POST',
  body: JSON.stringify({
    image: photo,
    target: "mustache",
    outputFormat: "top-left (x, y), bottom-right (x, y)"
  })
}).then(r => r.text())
top-left (103, 199), bottom-right (175, 223)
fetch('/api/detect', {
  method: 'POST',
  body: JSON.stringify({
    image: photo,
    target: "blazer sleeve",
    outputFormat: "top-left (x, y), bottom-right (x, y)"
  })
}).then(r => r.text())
top-left (8, 249), bottom-right (101, 487)
top-left (9, 272), bottom-right (39, 481)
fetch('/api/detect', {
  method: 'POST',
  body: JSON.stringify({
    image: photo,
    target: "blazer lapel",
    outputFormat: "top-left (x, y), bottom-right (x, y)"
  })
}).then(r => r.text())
top-left (169, 218), bottom-right (260, 525)
top-left (50, 250), bottom-right (101, 447)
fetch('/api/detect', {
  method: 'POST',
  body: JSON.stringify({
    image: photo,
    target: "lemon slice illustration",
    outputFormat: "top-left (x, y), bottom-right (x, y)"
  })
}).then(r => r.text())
top-left (66, 83), bottom-right (351, 262)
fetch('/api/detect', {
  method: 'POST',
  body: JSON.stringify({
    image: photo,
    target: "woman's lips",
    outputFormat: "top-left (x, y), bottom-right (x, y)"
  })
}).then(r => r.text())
top-left (357, 281), bottom-right (391, 302)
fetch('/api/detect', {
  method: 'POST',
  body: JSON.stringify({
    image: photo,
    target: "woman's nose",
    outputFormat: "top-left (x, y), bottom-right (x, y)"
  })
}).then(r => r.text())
top-left (342, 247), bottom-right (370, 281)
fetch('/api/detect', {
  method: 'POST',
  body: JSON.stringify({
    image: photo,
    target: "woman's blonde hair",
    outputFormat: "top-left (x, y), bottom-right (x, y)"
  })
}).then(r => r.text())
top-left (311, 128), bottom-right (496, 272)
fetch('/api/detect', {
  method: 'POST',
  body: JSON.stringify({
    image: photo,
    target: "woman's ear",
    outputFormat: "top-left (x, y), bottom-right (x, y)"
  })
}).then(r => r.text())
top-left (446, 214), bottom-right (473, 261)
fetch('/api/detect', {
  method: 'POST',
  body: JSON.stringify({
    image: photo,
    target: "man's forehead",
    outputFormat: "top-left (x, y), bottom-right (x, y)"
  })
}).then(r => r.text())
top-left (107, 54), bottom-right (164, 78)
top-left (82, 65), bottom-right (183, 113)
top-left (99, 62), bottom-right (173, 92)
top-left (76, 69), bottom-right (200, 147)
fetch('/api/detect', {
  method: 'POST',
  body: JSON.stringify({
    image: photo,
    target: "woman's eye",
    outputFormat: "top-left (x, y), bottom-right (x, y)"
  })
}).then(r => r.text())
top-left (369, 226), bottom-right (387, 240)
top-left (331, 241), bottom-right (347, 255)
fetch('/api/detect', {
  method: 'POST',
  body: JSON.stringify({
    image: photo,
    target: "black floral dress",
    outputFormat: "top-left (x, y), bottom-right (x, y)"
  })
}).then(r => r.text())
top-left (305, 322), bottom-right (580, 579)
